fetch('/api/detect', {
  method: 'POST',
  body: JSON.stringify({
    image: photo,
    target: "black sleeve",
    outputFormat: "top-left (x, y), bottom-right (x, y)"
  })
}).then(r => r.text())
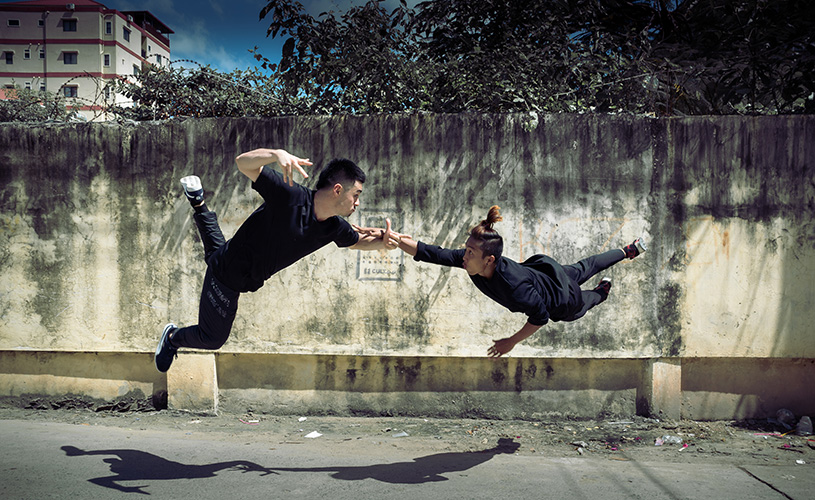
top-left (334, 218), bottom-right (360, 248)
top-left (414, 241), bottom-right (465, 268)
top-left (251, 167), bottom-right (299, 208)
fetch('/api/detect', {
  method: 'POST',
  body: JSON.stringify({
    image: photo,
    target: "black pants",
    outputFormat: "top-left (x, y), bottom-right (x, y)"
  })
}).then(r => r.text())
top-left (171, 211), bottom-right (240, 350)
top-left (560, 249), bottom-right (625, 321)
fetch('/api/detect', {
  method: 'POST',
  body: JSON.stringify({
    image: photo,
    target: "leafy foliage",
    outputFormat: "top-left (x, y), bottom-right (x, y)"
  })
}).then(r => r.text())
top-left (7, 0), bottom-right (810, 121)
top-left (255, 0), bottom-right (815, 115)
top-left (109, 63), bottom-right (299, 120)
top-left (0, 87), bottom-right (81, 122)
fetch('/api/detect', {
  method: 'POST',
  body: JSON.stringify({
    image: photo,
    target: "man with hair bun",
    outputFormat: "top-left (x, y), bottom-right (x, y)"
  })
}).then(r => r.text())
top-left (393, 206), bottom-right (646, 357)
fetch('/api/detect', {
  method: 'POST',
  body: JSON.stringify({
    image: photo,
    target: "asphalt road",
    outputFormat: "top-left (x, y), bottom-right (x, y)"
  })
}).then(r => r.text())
top-left (1, 417), bottom-right (812, 499)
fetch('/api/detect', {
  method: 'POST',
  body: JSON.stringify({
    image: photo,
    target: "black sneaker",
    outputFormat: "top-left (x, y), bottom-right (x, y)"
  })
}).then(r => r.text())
top-left (594, 277), bottom-right (612, 298)
top-left (155, 323), bottom-right (178, 373)
top-left (180, 175), bottom-right (204, 205)
top-left (623, 237), bottom-right (647, 259)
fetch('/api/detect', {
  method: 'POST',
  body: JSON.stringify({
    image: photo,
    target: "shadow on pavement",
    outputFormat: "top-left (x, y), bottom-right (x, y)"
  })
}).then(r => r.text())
top-left (61, 445), bottom-right (277, 495)
top-left (61, 438), bottom-right (520, 492)
top-left (269, 437), bottom-right (521, 484)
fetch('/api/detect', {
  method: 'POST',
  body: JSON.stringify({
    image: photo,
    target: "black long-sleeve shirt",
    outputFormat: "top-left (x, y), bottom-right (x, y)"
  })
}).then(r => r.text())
top-left (208, 168), bottom-right (359, 293)
top-left (414, 241), bottom-right (583, 325)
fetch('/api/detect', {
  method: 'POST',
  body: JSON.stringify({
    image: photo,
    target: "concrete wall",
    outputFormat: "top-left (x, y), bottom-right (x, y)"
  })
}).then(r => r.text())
top-left (0, 115), bottom-right (813, 419)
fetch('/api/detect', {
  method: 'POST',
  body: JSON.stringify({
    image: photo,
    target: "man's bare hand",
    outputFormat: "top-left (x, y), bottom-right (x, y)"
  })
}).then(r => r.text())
top-left (352, 218), bottom-right (409, 250)
top-left (487, 337), bottom-right (518, 358)
top-left (275, 150), bottom-right (312, 186)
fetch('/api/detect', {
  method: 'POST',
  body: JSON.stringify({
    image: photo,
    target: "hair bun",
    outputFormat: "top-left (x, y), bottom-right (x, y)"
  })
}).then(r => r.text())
top-left (483, 205), bottom-right (503, 228)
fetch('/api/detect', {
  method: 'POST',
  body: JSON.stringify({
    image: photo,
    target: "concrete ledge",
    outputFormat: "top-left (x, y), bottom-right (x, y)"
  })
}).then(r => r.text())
top-left (681, 357), bottom-right (815, 420)
top-left (637, 358), bottom-right (682, 420)
top-left (216, 354), bottom-right (640, 419)
top-left (0, 351), bottom-right (165, 401)
top-left (2, 351), bottom-right (814, 420)
top-left (167, 352), bottom-right (217, 414)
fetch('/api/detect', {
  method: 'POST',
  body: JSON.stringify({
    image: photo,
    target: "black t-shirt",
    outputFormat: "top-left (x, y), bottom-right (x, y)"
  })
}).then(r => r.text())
top-left (413, 241), bottom-right (583, 325)
top-left (208, 168), bottom-right (359, 292)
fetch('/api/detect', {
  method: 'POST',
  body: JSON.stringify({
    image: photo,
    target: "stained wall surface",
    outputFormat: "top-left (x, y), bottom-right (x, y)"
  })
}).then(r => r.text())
top-left (0, 115), bottom-right (813, 361)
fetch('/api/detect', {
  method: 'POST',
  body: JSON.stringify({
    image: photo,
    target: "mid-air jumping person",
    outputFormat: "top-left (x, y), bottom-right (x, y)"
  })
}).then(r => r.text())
top-left (393, 206), bottom-right (646, 357)
top-left (154, 148), bottom-right (399, 372)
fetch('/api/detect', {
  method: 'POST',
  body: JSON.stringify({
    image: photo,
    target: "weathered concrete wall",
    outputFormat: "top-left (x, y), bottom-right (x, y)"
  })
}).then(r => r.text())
top-left (1, 115), bottom-right (812, 358)
top-left (0, 115), bottom-right (813, 419)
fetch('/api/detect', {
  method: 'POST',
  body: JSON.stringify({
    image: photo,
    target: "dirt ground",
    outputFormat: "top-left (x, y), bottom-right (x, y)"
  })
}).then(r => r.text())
top-left (1, 394), bottom-right (813, 465)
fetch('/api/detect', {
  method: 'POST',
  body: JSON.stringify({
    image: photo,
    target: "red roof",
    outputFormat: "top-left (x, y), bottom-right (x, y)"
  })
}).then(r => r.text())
top-left (1, 0), bottom-right (107, 6)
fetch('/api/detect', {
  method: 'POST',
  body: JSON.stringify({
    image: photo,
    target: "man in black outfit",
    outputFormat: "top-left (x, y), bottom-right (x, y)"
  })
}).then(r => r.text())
top-left (393, 206), bottom-right (646, 357)
top-left (154, 148), bottom-right (398, 372)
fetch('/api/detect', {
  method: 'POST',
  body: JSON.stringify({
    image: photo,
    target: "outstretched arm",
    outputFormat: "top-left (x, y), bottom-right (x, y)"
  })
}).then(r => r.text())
top-left (396, 234), bottom-right (418, 257)
top-left (235, 148), bottom-right (312, 185)
top-left (487, 321), bottom-right (542, 357)
top-left (350, 218), bottom-right (405, 251)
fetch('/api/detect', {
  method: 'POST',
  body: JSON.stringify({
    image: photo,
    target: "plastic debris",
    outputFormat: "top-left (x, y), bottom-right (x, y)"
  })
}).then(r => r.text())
top-left (304, 431), bottom-right (322, 439)
top-left (661, 435), bottom-right (683, 445)
top-left (298, 417), bottom-right (308, 422)
top-left (392, 431), bottom-right (409, 438)
top-left (239, 418), bottom-right (259, 425)
top-left (795, 459), bottom-right (806, 465)
top-left (795, 416), bottom-right (812, 436)
top-left (776, 409), bottom-right (796, 429)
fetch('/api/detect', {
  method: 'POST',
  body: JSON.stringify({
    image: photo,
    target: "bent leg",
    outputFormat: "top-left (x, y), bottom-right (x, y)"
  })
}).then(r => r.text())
top-left (563, 289), bottom-right (608, 322)
top-left (193, 210), bottom-right (227, 263)
top-left (171, 267), bottom-right (239, 350)
top-left (562, 249), bottom-right (625, 285)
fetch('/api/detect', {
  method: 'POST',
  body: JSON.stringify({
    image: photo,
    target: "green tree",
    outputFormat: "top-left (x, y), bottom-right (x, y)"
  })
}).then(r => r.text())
top-left (110, 63), bottom-right (295, 120)
top-left (257, 0), bottom-right (815, 115)
top-left (91, 0), bottom-right (815, 120)
top-left (0, 86), bottom-right (81, 122)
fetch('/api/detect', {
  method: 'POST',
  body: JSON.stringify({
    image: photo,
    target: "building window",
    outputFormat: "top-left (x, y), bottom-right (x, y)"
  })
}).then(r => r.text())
top-left (63, 86), bottom-right (78, 98)
top-left (4, 52), bottom-right (12, 64)
top-left (25, 82), bottom-right (31, 90)
top-left (133, 64), bottom-right (140, 75)
top-left (64, 52), bottom-right (78, 64)
top-left (8, 19), bottom-right (20, 27)
top-left (39, 48), bottom-right (45, 59)
top-left (24, 49), bottom-right (31, 60)
top-left (104, 54), bottom-right (110, 66)
top-left (156, 54), bottom-right (162, 64)
top-left (40, 83), bottom-right (46, 91)
top-left (38, 19), bottom-right (44, 27)
top-left (63, 19), bottom-right (77, 32)
top-left (104, 86), bottom-right (111, 99)
top-left (105, 21), bottom-right (112, 35)
top-left (123, 27), bottom-right (131, 42)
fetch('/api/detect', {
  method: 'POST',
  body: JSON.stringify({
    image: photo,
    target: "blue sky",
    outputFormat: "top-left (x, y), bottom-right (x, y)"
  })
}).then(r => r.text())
top-left (100, 0), bottom-right (410, 73)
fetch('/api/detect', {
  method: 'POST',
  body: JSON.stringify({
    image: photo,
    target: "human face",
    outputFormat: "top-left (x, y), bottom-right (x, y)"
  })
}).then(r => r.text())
top-left (337, 180), bottom-right (363, 217)
top-left (463, 237), bottom-right (494, 276)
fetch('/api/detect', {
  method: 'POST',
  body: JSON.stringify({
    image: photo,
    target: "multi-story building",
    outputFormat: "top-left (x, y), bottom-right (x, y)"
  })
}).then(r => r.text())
top-left (0, 0), bottom-right (172, 120)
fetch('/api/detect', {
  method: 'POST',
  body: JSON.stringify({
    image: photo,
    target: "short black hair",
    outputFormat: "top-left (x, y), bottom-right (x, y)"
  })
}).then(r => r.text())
top-left (315, 158), bottom-right (366, 190)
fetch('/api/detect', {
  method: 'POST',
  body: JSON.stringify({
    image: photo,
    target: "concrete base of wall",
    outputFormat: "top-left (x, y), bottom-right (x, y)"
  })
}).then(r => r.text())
top-left (1, 351), bottom-right (813, 420)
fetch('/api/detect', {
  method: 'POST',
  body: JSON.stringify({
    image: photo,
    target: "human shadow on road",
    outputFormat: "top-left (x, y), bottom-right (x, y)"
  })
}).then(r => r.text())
top-left (61, 445), bottom-right (276, 495)
top-left (271, 437), bottom-right (521, 484)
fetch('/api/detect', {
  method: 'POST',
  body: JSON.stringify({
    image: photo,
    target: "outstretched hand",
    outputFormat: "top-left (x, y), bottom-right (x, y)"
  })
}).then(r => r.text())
top-left (352, 218), bottom-right (409, 250)
top-left (275, 150), bottom-right (312, 186)
top-left (487, 337), bottom-right (518, 358)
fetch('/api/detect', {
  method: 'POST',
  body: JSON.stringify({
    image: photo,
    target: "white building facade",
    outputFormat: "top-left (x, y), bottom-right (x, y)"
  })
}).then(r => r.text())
top-left (0, 0), bottom-right (172, 120)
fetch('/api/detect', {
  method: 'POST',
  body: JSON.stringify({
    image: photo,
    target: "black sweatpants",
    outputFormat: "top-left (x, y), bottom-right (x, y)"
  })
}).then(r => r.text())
top-left (171, 211), bottom-right (240, 350)
top-left (560, 249), bottom-right (625, 321)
